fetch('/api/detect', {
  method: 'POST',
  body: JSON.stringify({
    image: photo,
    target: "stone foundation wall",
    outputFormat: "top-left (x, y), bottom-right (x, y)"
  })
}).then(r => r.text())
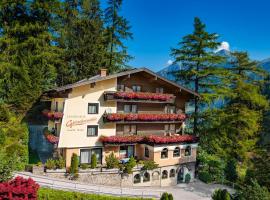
top-left (36, 162), bottom-right (196, 187)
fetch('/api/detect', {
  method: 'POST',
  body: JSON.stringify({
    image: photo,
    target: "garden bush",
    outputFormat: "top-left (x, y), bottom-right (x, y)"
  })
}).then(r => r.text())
top-left (91, 153), bottom-right (97, 169)
top-left (141, 160), bottom-right (158, 170)
top-left (70, 153), bottom-right (79, 179)
top-left (38, 188), bottom-right (154, 199)
top-left (55, 157), bottom-right (65, 169)
top-left (80, 163), bottom-right (89, 170)
top-left (160, 192), bottom-right (173, 200)
top-left (212, 189), bottom-right (231, 200)
top-left (45, 159), bottom-right (56, 170)
top-left (198, 171), bottom-right (212, 183)
top-left (185, 173), bottom-right (191, 183)
top-left (0, 176), bottom-right (39, 199)
top-left (105, 153), bottom-right (119, 169)
top-left (224, 159), bottom-right (238, 183)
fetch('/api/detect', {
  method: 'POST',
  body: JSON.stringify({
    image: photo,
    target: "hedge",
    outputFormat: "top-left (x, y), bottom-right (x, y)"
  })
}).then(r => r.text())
top-left (38, 188), bottom-right (154, 200)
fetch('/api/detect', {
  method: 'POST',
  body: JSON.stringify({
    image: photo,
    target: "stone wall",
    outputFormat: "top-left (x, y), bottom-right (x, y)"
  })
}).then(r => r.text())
top-left (37, 162), bottom-right (196, 187)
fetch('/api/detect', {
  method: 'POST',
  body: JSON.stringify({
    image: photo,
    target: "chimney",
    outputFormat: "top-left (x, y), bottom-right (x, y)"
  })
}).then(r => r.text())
top-left (100, 68), bottom-right (107, 77)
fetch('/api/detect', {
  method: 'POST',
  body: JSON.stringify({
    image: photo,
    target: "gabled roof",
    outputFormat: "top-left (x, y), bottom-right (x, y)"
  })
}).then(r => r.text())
top-left (50, 68), bottom-right (199, 97)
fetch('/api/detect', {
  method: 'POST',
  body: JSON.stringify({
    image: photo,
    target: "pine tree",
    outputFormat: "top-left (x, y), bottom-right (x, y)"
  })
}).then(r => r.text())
top-left (171, 17), bottom-right (227, 134)
top-left (57, 0), bottom-right (108, 85)
top-left (104, 0), bottom-right (133, 73)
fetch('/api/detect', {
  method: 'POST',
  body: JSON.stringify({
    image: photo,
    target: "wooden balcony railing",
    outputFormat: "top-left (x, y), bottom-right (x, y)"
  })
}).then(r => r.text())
top-left (104, 91), bottom-right (176, 104)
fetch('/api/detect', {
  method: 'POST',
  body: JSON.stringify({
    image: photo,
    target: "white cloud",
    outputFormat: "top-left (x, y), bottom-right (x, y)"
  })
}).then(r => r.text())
top-left (167, 59), bottom-right (173, 66)
top-left (216, 41), bottom-right (230, 52)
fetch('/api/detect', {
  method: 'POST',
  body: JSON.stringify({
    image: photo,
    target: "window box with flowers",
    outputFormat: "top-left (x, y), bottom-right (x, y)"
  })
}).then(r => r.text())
top-left (104, 113), bottom-right (186, 123)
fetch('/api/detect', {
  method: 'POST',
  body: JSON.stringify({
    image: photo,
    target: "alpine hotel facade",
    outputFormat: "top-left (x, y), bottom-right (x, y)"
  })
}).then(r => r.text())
top-left (43, 68), bottom-right (199, 185)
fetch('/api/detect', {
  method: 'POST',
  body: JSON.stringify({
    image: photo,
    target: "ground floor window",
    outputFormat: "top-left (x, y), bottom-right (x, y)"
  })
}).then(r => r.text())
top-left (119, 145), bottom-right (134, 159)
top-left (80, 148), bottom-right (102, 164)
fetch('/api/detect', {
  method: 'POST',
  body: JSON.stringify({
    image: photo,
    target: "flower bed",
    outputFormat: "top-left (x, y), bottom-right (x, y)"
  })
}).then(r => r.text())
top-left (100, 135), bottom-right (198, 145)
top-left (0, 176), bottom-right (39, 199)
top-left (44, 129), bottom-right (59, 144)
top-left (105, 113), bottom-right (186, 122)
top-left (114, 92), bottom-right (174, 101)
top-left (42, 109), bottom-right (63, 119)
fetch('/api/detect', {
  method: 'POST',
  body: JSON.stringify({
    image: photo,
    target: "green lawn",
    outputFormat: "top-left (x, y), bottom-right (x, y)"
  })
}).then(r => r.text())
top-left (38, 188), bottom-right (154, 200)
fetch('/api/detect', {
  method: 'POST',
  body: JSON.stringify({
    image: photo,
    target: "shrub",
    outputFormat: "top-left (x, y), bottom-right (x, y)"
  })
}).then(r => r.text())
top-left (128, 156), bottom-right (136, 168)
top-left (160, 192), bottom-right (169, 200)
top-left (198, 171), bottom-right (212, 183)
top-left (142, 160), bottom-right (158, 170)
top-left (235, 179), bottom-right (270, 200)
top-left (168, 193), bottom-right (173, 200)
top-left (80, 163), bottom-right (89, 170)
top-left (45, 159), bottom-right (56, 170)
top-left (212, 189), bottom-right (231, 200)
top-left (185, 173), bottom-right (191, 183)
top-left (70, 153), bottom-right (79, 179)
top-left (91, 153), bottom-right (97, 169)
top-left (0, 176), bottom-right (39, 199)
top-left (160, 192), bottom-right (173, 200)
top-left (55, 157), bottom-right (65, 169)
top-left (224, 159), bottom-right (238, 183)
top-left (105, 153), bottom-right (119, 169)
top-left (36, 162), bottom-right (42, 167)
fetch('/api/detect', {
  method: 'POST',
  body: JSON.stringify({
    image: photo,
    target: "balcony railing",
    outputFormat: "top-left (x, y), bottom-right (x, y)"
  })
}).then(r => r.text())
top-left (104, 91), bottom-right (175, 104)
top-left (103, 113), bottom-right (186, 124)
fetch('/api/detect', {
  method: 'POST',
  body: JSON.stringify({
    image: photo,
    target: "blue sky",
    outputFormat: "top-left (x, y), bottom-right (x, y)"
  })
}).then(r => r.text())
top-left (115, 0), bottom-right (270, 72)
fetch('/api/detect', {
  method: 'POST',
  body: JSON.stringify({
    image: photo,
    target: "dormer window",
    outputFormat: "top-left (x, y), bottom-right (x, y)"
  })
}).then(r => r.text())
top-left (132, 85), bottom-right (141, 92)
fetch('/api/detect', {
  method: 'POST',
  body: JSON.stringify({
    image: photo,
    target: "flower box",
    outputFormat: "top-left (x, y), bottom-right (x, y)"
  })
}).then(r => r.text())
top-left (42, 109), bottom-right (63, 119)
top-left (100, 135), bottom-right (198, 145)
top-left (113, 92), bottom-right (174, 102)
top-left (105, 113), bottom-right (186, 122)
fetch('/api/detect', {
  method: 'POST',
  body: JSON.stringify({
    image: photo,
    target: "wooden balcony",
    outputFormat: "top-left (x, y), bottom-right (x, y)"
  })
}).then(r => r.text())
top-left (104, 91), bottom-right (176, 104)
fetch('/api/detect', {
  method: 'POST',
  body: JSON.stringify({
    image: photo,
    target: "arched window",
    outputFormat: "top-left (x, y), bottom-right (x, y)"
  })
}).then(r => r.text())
top-left (162, 170), bottom-right (168, 179)
top-left (169, 169), bottom-right (176, 178)
top-left (173, 147), bottom-right (180, 157)
top-left (185, 146), bottom-right (191, 156)
top-left (143, 172), bottom-right (150, 182)
top-left (144, 147), bottom-right (149, 158)
top-left (161, 148), bottom-right (168, 159)
top-left (134, 174), bottom-right (141, 184)
top-left (152, 171), bottom-right (160, 180)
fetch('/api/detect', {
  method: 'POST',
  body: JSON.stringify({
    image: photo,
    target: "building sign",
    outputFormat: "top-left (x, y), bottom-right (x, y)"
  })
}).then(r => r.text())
top-left (66, 118), bottom-right (96, 128)
top-left (64, 115), bottom-right (97, 132)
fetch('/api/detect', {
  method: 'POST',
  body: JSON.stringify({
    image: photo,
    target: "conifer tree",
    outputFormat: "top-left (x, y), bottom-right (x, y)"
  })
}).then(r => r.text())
top-left (104, 0), bottom-right (133, 73)
top-left (0, 0), bottom-right (60, 114)
top-left (203, 52), bottom-right (268, 161)
top-left (171, 17), bottom-right (226, 134)
top-left (57, 0), bottom-right (108, 85)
